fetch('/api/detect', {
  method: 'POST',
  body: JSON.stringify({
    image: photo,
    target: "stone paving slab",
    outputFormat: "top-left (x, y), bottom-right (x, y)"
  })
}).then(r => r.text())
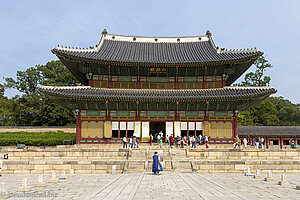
top-left (0, 172), bottom-right (299, 199)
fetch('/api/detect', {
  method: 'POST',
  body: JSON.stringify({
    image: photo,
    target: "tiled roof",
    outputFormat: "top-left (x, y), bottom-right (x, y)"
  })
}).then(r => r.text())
top-left (39, 86), bottom-right (276, 101)
top-left (52, 30), bottom-right (262, 64)
top-left (238, 126), bottom-right (300, 136)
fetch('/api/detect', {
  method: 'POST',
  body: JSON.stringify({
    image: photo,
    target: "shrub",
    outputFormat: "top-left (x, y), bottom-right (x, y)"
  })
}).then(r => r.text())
top-left (0, 131), bottom-right (76, 146)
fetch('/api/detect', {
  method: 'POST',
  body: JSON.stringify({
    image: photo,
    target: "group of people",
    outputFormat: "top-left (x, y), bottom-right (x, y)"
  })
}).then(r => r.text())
top-left (233, 135), bottom-right (266, 149)
top-left (150, 132), bottom-right (210, 149)
top-left (122, 135), bottom-right (139, 148)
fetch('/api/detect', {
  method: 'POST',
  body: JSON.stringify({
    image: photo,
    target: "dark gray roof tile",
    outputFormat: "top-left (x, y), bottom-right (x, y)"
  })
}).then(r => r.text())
top-left (39, 86), bottom-right (276, 101)
top-left (53, 34), bottom-right (262, 64)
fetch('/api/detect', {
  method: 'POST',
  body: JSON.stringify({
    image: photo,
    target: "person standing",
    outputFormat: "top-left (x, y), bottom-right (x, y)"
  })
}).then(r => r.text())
top-left (169, 135), bottom-right (174, 148)
top-left (199, 135), bottom-right (202, 145)
top-left (157, 134), bottom-right (161, 146)
top-left (192, 136), bottom-right (196, 148)
top-left (243, 138), bottom-right (248, 149)
top-left (261, 137), bottom-right (265, 149)
top-left (132, 136), bottom-right (137, 148)
top-left (123, 136), bottom-right (128, 148)
top-left (129, 137), bottom-right (133, 148)
top-left (187, 136), bottom-right (190, 146)
top-left (255, 137), bottom-right (259, 149)
top-left (150, 134), bottom-right (153, 146)
top-left (160, 137), bottom-right (163, 148)
top-left (152, 152), bottom-right (162, 175)
top-left (205, 135), bottom-right (209, 149)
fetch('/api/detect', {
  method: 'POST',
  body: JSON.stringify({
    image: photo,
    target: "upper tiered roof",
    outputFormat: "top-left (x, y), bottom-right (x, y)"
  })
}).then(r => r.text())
top-left (52, 29), bottom-right (262, 65)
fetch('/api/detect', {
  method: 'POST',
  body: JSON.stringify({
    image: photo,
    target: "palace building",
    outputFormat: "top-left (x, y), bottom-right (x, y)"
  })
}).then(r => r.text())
top-left (39, 29), bottom-right (276, 144)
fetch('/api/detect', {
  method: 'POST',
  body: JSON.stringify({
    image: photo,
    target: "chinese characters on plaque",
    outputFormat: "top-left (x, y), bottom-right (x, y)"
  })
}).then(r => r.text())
top-left (149, 67), bottom-right (167, 73)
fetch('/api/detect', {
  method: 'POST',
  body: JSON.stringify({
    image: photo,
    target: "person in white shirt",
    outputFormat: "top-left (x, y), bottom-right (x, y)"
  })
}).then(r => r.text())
top-left (199, 135), bottom-right (202, 145)
top-left (204, 136), bottom-right (209, 148)
top-left (189, 136), bottom-right (193, 146)
top-left (129, 137), bottom-right (133, 148)
top-left (261, 138), bottom-right (265, 149)
top-left (243, 138), bottom-right (247, 149)
top-left (157, 134), bottom-right (161, 145)
top-left (123, 136), bottom-right (128, 148)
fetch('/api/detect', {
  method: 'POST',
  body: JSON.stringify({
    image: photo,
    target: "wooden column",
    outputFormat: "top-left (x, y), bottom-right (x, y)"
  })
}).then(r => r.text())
top-left (266, 136), bottom-right (269, 149)
top-left (137, 66), bottom-right (141, 89)
top-left (76, 114), bottom-right (82, 144)
top-left (175, 66), bottom-right (179, 89)
top-left (187, 122), bottom-right (189, 137)
top-left (175, 101), bottom-right (179, 121)
top-left (108, 65), bottom-right (112, 88)
top-left (232, 116), bottom-right (238, 137)
top-left (136, 101), bottom-right (140, 120)
top-left (203, 66), bottom-right (207, 89)
top-left (221, 74), bottom-right (226, 87)
top-left (280, 136), bottom-right (283, 149)
top-left (88, 79), bottom-right (94, 87)
top-left (125, 121), bottom-right (128, 137)
top-left (118, 121), bottom-right (121, 138)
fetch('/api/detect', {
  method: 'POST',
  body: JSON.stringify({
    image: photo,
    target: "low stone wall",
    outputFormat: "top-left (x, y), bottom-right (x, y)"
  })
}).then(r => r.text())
top-left (0, 126), bottom-right (75, 133)
top-left (1, 147), bottom-right (299, 174)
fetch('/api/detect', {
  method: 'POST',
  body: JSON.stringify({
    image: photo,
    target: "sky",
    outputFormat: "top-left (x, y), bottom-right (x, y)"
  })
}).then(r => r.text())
top-left (0, 0), bottom-right (299, 103)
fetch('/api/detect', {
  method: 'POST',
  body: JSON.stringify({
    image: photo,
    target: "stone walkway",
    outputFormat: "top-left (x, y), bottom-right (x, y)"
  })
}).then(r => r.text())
top-left (0, 172), bottom-right (299, 199)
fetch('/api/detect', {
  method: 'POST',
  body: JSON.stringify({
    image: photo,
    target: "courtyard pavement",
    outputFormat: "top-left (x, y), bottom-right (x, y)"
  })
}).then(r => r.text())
top-left (0, 172), bottom-right (299, 199)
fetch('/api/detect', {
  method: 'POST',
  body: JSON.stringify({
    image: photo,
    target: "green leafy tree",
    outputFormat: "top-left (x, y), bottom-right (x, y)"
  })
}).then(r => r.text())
top-left (269, 96), bottom-right (300, 126)
top-left (0, 84), bottom-right (4, 98)
top-left (238, 56), bottom-right (281, 126)
top-left (238, 99), bottom-right (279, 126)
top-left (4, 60), bottom-right (77, 126)
top-left (240, 56), bottom-right (272, 86)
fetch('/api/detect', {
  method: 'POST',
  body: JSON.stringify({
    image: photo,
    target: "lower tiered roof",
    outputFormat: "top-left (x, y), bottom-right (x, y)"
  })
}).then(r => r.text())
top-left (39, 86), bottom-right (276, 101)
top-left (38, 86), bottom-right (276, 112)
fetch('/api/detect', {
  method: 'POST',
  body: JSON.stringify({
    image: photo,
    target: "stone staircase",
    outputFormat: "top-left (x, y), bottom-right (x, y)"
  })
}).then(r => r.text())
top-left (1, 146), bottom-right (299, 174)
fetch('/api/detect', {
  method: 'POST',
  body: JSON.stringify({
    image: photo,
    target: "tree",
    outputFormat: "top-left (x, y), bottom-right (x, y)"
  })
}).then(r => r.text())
top-left (0, 84), bottom-right (4, 98)
top-left (237, 55), bottom-right (281, 126)
top-left (238, 99), bottom-right (279, 126)
top-left (3, 60), bottom-right (78, 126)
top-left (240, 56), bottom-right (272, 86)
top-left (269, 96), bottom-right (300, 126)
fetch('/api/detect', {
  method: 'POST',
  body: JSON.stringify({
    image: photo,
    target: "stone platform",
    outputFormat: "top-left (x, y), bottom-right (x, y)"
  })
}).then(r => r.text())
top-left (0, 172), bottom-right (299, 199)
top-left (1, 144), bottom-right (300, 174)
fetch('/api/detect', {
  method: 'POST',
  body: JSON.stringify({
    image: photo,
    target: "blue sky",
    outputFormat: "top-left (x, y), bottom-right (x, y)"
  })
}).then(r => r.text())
top-left (0, 0), bottom-right (299, 103)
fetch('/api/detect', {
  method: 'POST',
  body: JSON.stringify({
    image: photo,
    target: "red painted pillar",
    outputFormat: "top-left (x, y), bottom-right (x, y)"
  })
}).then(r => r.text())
top-left (280, 136), bottom-right (283, 149)
top-left (266, 136), bottom-right (269, 149)
top-left (76, 115), bottom-right (81, 144)
top-left (187, 122), bottom-right (189, 137)
top-left (118, 121), bottom-right (121, 138)
top-left (221, 80), bottom-right (226, 88)
top-left (125, 121), bottom-right (128, 137)
top-left (232, 116), bottom-right (238, 137)
top-left (136, 81), bottom-right (141, 89)
top-left (88, 79), bottom-right (94, 87)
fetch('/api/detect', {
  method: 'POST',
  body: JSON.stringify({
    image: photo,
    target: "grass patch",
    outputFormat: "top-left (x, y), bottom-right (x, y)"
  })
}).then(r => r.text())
top-left (0, 131), bottom-right (76, 146)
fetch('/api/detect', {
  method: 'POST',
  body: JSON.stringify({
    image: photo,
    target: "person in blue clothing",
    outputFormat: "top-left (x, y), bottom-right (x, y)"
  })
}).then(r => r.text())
top-left (152, 152), bottom-right (162, 175)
